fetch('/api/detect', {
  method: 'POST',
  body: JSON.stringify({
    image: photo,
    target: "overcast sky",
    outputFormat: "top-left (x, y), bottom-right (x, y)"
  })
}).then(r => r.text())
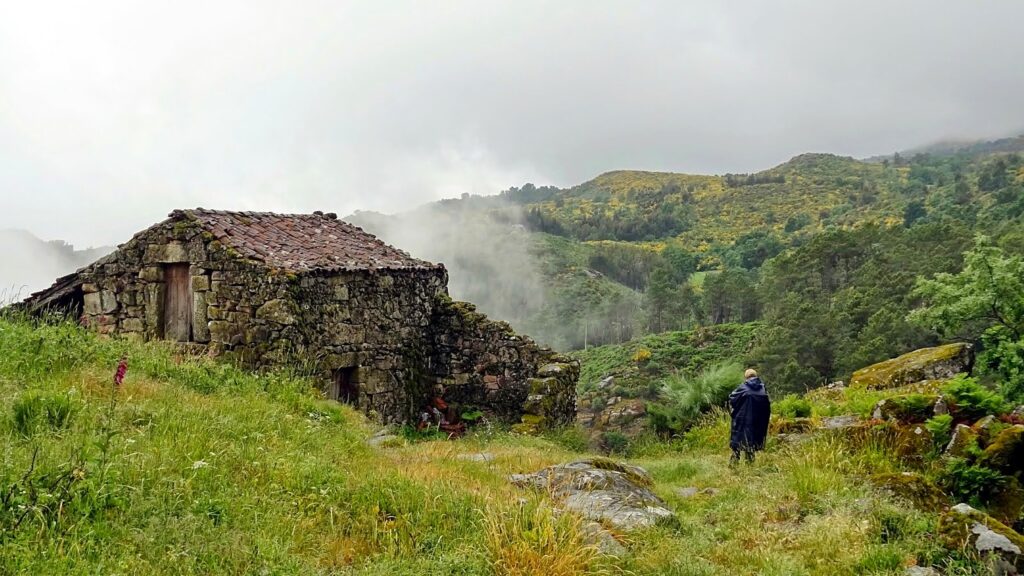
top-left (1, 1), bottom-right (1022, 247)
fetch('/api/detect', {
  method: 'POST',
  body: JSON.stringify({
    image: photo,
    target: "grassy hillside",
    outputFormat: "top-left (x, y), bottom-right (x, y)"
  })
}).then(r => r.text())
top-left (573, 323), bottom-right (762, 397)
top-left (0, 316), bottom-right (989, 574)
top-left (350, 145), bottom-right (1024, 359)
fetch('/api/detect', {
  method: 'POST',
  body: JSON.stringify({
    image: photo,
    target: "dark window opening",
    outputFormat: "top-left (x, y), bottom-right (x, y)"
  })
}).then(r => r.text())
top-left (330, 367), bottom-right (359, 405)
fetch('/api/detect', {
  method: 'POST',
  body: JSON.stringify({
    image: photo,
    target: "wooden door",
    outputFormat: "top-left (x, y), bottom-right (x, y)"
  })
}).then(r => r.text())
top-left (163, 264), bottom-right (192, 342)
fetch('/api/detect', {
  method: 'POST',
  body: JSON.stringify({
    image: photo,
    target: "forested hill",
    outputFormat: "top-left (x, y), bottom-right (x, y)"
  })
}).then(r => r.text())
top-left (350, 140), bottom-right (1024, 395)
top-left (509, 149), bottom-right (1020, 253)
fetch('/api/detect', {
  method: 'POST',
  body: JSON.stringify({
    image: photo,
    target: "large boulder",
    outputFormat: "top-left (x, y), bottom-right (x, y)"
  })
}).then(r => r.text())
top-left (872, 394), bottom-right (941, 423)
top-left (938, 503), bottom-right (1024, 573)
top-left (870, 472), bottom-right (948, 510)
top-left (851, 343), bottom-right (974, 390)
top-left (978, 425), bottom-right (1024, 478)
top-left (510, 458), bottom-right (674, 531)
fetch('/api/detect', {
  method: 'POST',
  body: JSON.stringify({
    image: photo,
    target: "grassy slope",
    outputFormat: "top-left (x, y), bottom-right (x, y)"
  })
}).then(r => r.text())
top-left (0, 318), bottom-right (975, 575)
top-left (573, 323), bottom-right (762, 396)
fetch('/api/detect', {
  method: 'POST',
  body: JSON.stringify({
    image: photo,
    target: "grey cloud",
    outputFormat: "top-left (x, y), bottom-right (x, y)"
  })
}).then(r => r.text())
top-left (1, 0), bottom-right (1022, 247)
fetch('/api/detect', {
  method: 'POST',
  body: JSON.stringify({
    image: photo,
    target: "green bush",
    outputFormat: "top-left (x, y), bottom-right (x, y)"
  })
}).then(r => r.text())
top-left (599, 431), bottom-right (631, 456)
top-left (774, 394), bottom-right (813, 418)
top-left (884, 394), bottom-right (938, 423)
top-left (938, 458), bottom-right (1007, 507)
top-left (647, 362), bottom-right (744, 435)
top-left (941, 375), bottom-right (1010, 420)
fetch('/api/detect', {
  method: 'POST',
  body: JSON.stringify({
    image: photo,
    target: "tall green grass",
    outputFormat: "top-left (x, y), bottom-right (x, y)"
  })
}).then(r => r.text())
top-left (0, 314), bottom-right (991, 574)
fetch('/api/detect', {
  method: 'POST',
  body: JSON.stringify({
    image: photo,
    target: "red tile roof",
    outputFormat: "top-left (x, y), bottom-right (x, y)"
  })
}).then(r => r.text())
top-left (174, 209), bottom-right (440, 272)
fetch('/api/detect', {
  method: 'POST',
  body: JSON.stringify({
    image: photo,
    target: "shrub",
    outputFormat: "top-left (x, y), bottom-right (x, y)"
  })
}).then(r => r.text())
top-left (774, 394), bottom-right (812, 418)
top-left (938, 458), bottom-right (1007, 507)
top-left (599, 431), bottom-right (630, 456)
top-left (632, 347), bottom-right (652, 365)
top-left (882, 394), bottom-right (938, 423)
top-left (647, 362), bottom-right (743, 435)
top-left (542, 426), bottom-right (590, 453)
top-left (942, 375), bottom-right (1010, 420)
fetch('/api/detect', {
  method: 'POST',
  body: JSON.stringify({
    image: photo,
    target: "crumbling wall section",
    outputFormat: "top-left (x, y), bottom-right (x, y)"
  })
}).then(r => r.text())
top-left (291, 268), bottom-right (449, 419)
top-left (429, 296), bottom-right (578, 428)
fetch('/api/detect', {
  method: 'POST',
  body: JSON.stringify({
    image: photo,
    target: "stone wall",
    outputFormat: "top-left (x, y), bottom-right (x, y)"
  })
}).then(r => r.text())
top-left (429, 296), bottom-right (578, 428)
top-left (290, 268), bottom-right (448, 419)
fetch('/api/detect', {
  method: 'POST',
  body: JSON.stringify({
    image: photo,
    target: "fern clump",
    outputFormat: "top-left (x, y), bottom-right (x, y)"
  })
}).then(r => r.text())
top-left (647, 362), bottom-right (744, 435)
top-left (941, 375), bottom-right (1010, 420)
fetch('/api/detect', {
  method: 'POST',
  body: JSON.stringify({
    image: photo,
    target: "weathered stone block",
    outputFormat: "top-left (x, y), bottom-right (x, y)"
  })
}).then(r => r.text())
top-left (323, 352), bottom-right (360, 370)
top-left (334, 284), bottom-right (349, 300)
top-left (331, 324), bottom-right (366, 344)
top-left (100, 290), bottom-right (118, 314)
top-left (83, 292), bottom-right (102, 315)
top-left (121, 317), bottom-right (144, 332)
top-left (138, 266), bottom-right (163, 282)
top-left (144, 243), bottom-right (189, 263)
top-left (256, 299), bottom-right (296, 325)
top-left (192, 292), bottom-right (210, 343)
top-left (244, 325), bottom-right (268, 344)
top-left (209, 321), bottom-right (243, 346)
top-left (191, 275), bottom-right (210, 291)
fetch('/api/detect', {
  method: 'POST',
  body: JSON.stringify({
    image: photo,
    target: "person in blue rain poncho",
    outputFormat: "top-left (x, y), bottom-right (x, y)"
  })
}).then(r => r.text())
top-left (729, 368), bottom-right (771, 465)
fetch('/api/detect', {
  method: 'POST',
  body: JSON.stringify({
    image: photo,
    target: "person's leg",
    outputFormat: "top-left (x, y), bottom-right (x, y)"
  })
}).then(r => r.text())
top-left (729, 448), bottom-right (740, 466)
top-left (744, 449), bottom-right (755, 463)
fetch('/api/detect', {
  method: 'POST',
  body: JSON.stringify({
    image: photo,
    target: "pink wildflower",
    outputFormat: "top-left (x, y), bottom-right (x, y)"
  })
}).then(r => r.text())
top-left (114, 357), bottom-right (128, 388)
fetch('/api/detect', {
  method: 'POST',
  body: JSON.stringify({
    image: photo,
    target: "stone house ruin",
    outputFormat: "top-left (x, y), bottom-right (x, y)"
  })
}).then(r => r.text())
top-left (23, 209), bottom-right (576, 427)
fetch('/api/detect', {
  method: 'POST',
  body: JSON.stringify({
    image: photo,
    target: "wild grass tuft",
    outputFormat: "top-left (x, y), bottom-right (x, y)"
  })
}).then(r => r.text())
top-left (482, 501), bottom-right (609, 576)
top-left (647, 362), bottom-right (744, 435)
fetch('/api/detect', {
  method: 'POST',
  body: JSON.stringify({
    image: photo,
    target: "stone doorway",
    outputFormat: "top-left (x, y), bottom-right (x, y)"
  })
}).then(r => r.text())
top-left (330, 367), bottom-right (359, 405)
top-left (163, 263), bottom-right (193, 342)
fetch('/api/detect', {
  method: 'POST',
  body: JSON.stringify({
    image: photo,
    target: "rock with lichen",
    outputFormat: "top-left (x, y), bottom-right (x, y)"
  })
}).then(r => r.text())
top-left (870, 472), bottom-right (948, 510)
top-left (851, 343), bottom-right (974, 390)
top-left (510, 458), bottom-right (674, 531)
top-left (978, 425), bottom-right (1024, 478)
top-left (938, 503), bottom-right (1023, 572)
top-left (945, 424), bottom-right (980, 458)
top-left (872, 394), bottom-right (941, 423)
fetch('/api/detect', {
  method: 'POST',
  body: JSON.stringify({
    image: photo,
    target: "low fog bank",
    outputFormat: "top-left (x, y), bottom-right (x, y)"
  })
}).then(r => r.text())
top-left (347, 198), bottom-right (548, 337)
top-left (0, 230), bottom-right (112, 303)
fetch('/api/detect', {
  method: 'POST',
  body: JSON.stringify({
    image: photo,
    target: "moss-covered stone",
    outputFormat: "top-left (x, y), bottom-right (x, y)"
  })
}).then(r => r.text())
top-left (772, 417), bottom-right (816, 434)
top-left (978, 425), bottom-right (1024, 477)
top-left (974, 415), bottom-right (1008, 448)
top-left (871, 394), bottom-right (939, 423)
top-left (945, 424), bottom-right (980, 458)
top-left (870, 472), bottom-right (948, 510)
top-left (850, 343), bottom-right (974, 390)
top-left (990, 477), bottom-right (1024, 527)
top-left (938, 503), bottom-right (1023, 570)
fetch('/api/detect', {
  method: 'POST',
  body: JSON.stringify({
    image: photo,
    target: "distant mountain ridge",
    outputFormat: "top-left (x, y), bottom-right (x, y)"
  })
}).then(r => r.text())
top-left (863, 133), bottom-right (1024, 162)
